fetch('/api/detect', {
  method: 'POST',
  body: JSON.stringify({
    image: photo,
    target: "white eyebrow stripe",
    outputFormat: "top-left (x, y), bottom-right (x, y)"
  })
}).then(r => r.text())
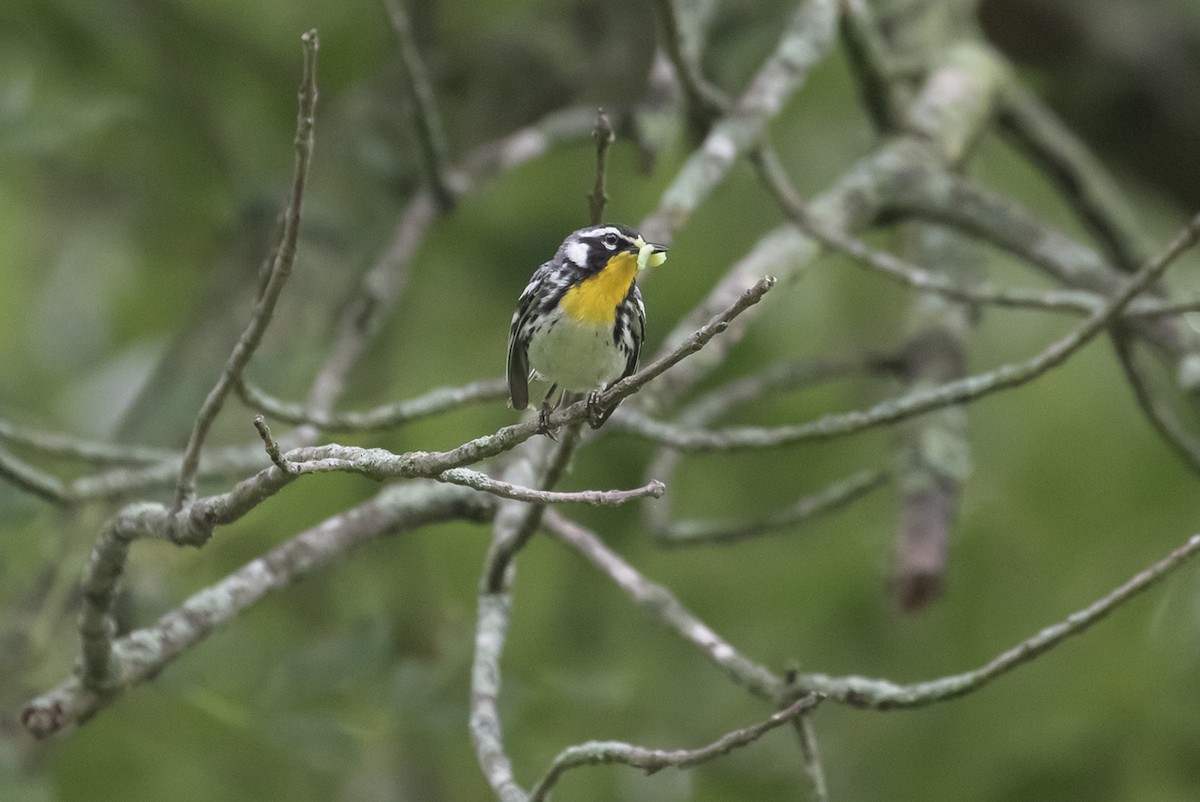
top-left (580, 226), bottom-right (623, 239)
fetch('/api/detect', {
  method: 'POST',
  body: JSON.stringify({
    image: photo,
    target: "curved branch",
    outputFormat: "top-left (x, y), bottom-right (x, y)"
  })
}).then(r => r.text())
top-left (614, 214), bottom-right (1200, 451)
top-left (790, 531), bottom-right (1200, 709)
top-left (22, 482), bottom-right (489, 737)
top-left (241, 377), bottom-right (508, 431)
top-left (437, 468), bottom-right (664, 506)
top-left (542, 512), bottom-right (783, 700)
top-left (527, 694), bottom-right (822, 802)
top-left (172, 30), bottom-right (319, 510)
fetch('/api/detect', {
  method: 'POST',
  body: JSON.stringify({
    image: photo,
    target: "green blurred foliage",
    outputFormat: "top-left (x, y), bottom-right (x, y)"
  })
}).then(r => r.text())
top-left (3, 1), bottom-right (1200, 801)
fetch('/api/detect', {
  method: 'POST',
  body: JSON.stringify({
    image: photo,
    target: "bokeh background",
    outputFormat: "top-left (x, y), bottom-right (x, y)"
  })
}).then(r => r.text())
top-left (3, 0), bottom-right (1200, 799)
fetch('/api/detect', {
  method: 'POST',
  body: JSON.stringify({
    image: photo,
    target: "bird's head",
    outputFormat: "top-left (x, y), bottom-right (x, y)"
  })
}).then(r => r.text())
top-left (558, 224), bottom-right (668, 276)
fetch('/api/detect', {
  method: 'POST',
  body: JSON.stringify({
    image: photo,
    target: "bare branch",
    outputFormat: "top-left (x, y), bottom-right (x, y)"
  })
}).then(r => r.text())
top-left (792, 714), bottom-right (829, 802)
top-left (0, 445), bottom-right (72, 505)
top-left (791, 531), bottom-right (1200, 709)
top-left (252, 415), bottom-right (294, 475)
top-left (172, 30), bottom-right (319, 511)
top-left (998, 83), bottom-right (1150, 271)
top-left (614, 214), bottom-right (1200, 451)
top-left (643, 355), bottom-right (893, 545)
top-left (526, 694), bottom-right (822, 802)
top-left (0, 418), bottom-right (175, 466)
top-left (838, 0), bottom-right (906, 130)
top-left (241, 377), bottom-right (508, 431)
top-left (437, 467), bottom-right (664, 506)
top-left (640, 0), bottom-right (838, 244)
top-left (649, 0), bottom-right (728, 132)
top-left (23, 483), bottom-right (488, 737)
top-left (67, 443), bottom-right (292, 503)
top-left (470, 592), bottom-right (527, 802)
top-left (636, 42), bottom-right (1007, 412)
top-left (384, 0), bottom-right (455, 209)
top-left (587, 109), bottom-right (614, 225)
top-left (1110, 333), bottom-right (1200, 475)
top-left (542, 512), bottom-right (783, 700)
top-left (653, 468), bottom-right (888, 546)
top-left (881, 164), bottom-right (1200, 382)
top-left (753, 147), bottom-right (1112, 316)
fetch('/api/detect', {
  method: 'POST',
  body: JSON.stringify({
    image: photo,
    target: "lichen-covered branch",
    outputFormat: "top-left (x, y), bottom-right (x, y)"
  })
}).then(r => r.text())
top-left (437, 467), bottom-right (664, 506)
top-left (790, 531), bottom-right (1200, 708)
top-left (23, 482), bottom-right (489, 737)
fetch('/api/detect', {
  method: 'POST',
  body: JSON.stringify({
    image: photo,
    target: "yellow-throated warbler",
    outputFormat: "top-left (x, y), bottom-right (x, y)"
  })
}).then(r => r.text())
top-left (507, 224), bottom-right (668, 432)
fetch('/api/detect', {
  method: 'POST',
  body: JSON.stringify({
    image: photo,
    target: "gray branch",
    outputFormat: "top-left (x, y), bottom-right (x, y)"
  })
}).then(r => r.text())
top-left (790, 531), bottom-right (1200, 708)
top-left (171, 30), bottom-right (320, 510)
top-left (23, 482), bottom-right (489, 737)
top-left (527, 694), bottom-right (822, 802)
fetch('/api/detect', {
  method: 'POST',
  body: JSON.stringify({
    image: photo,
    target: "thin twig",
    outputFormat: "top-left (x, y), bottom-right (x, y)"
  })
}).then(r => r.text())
top-left (240, 377), bottom-right (509, 431)
top-left (252, 415), bottom-right (294, 475)
top-left (613, 214), bottom-right (1200, 451)
top-left (649, 0), bottom-right (728, 133)
top-left (542, 511), bottom-right (783, 700)
top-left (384, 0), bottom-right (456, 209)
top-left (754, 146), bottom-right (1123, 317)
top-left (880, 164), bottom-right (1200, 371)
top-left (838, 0), bottom-right (905, 130)
top-left (792, 714), bottom-right (829, 802)
top-left (644, 355), bottom-right (894, 544)
top-left (527, 694), bottom-right (822, 802)
top-left (998, 83), bottom-right (1149, 271)
top-left (437, 467), bottom-right (664, 506)
top-left (0, 445), bottom-right (72, 505)
top-left (587, 109), bottom-right (614, 225)
top-left (0, 418), bottom-right (175, 466)
top-left (1110, 333), bottom-right (1200, 475)
top-left (791, 530), bottom-right (1200, 708)
top-left (171, 30), bottom-right (319, 511)
top-left (653, 468), bottom-right (889, 546)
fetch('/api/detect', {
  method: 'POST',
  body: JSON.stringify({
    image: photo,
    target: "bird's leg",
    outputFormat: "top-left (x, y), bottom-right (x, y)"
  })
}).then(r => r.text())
top-left (538, 384), bottom-right (560, 439)
top-left (587, 388), bottom-right (619, 429)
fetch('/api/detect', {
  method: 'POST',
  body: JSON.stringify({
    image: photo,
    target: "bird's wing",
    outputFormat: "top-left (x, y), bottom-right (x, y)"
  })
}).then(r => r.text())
top-left (506, 265), bottom-right (549, 410)
top-left (622, 284), bottom-right (646, 381)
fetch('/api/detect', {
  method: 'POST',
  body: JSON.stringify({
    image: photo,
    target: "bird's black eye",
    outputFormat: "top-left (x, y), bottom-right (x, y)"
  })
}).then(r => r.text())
top-left (601, 233), bottom-right (620, 249)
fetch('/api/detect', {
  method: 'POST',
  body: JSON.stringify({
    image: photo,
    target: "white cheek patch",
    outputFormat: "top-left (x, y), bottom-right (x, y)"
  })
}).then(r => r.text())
top-left (637, 243), bottom-right (667, 271)
top-left (565, 240), bottom-right (589, 268)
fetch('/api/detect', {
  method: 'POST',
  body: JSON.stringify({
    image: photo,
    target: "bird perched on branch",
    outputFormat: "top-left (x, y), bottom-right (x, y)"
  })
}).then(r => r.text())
top-left (507, 224), bottom-right (668, 434)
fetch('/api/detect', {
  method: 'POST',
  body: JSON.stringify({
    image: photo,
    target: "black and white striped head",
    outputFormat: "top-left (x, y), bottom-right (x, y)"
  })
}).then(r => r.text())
top-left (555, 224), bottom-right (667, 275)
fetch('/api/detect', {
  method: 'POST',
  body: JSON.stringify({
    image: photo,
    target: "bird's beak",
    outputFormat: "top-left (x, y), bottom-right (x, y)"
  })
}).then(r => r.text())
top-left (634, 236), bottom-right (669, 271)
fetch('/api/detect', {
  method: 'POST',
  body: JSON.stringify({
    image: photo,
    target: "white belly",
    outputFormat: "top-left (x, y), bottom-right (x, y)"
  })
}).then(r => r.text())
top-left (527, 315), bottom-right (625, 391)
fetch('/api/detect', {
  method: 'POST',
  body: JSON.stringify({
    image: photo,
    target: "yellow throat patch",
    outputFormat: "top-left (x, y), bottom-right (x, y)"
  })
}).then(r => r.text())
top-left (560, 252), bottom-right (639, 324)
